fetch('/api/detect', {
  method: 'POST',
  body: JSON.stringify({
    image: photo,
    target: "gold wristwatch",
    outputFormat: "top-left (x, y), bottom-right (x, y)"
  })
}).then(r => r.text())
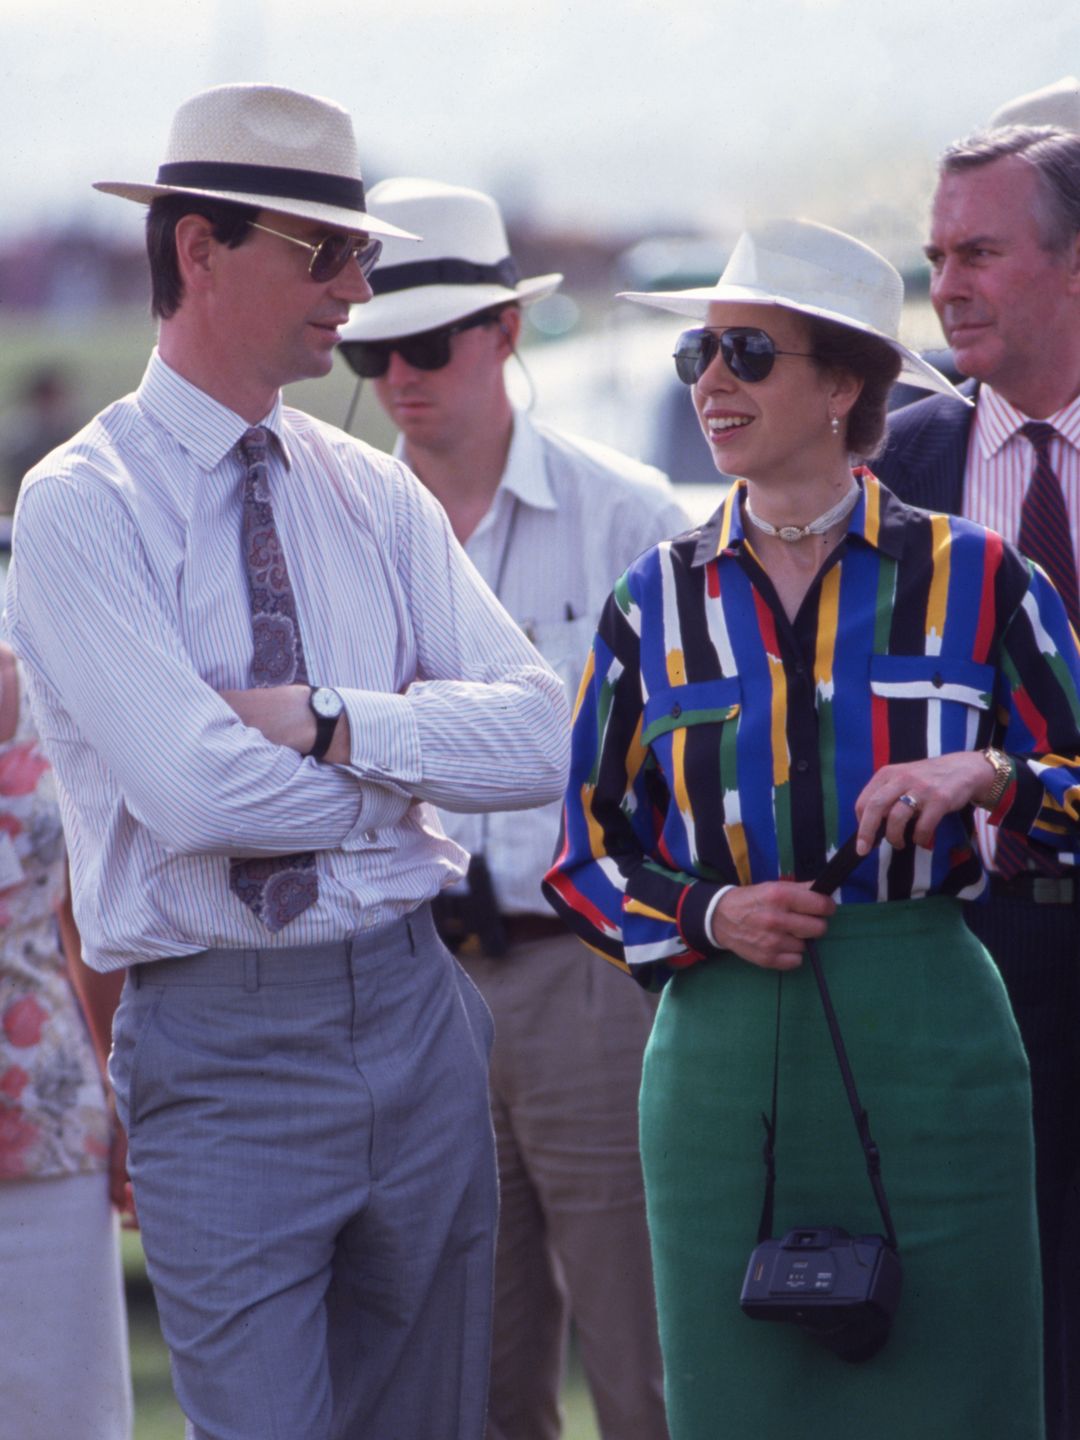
top-left (980, 746), bottom-right (1013, 810)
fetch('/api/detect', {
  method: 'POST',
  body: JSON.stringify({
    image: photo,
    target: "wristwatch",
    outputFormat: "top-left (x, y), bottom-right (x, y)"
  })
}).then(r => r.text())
top-left (979, 746), bottom-right (1013, 810)
top-left (307, 687), bottom-right (344, 761)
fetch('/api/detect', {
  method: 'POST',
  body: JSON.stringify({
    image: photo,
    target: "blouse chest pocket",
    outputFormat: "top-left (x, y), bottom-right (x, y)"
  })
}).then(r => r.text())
top-left (642, 678), bottom-right (742, 793)
top-left (868, 654), bottom-right (996, 752)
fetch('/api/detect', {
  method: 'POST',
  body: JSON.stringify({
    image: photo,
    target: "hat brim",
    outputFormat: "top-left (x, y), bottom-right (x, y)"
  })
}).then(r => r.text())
top-left (92, 180), bottom-right (419, 242)
top-left (338, 274), bottom-right (563, 342)
top-left (619, 284), bottom-right (971, 405)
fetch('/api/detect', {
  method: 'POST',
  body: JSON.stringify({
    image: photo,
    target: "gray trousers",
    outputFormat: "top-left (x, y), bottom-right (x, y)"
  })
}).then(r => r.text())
top-left (110, 906), bottom-right (497, 1440)
top-left (461, 932), bottom-right (668, 1440)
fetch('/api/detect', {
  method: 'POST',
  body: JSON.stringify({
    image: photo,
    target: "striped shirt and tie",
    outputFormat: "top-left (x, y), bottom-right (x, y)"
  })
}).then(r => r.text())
top-left (6, 351), bottom-right (569, 972)
top-left (543, 471), bottom-right (1080, 988)
top-left (964, 386), bottom-right (1080, 869)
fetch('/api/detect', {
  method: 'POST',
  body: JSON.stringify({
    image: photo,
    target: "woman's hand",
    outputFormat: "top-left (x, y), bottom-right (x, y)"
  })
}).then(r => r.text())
top-left (710, 881), bottom-right (836, 970)
top-left (854, 751), bottom-right (997, 855)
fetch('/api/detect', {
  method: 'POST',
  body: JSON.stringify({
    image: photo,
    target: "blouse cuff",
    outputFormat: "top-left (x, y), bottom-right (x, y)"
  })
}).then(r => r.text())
top-left (676, 880), bottom-right (734, 959)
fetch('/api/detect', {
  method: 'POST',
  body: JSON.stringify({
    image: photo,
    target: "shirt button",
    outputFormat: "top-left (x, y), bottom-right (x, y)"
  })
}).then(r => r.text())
top-left (671, 703), bottom-right (682, 718)
top-left (363, 829), bottom-right (378, 843)
top-left (795, 758), bottom-right (810, 774)
top-left (932, 671), bottom-right (944, 688)
top-left (794, 663), bottom-right (807, 678)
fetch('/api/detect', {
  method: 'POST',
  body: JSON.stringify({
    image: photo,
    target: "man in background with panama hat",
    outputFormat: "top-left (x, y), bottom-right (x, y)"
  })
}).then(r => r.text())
top-left (875, 121), bottom-right (1080, 1440)
top-left (339, 178), bottom-right (684, 1440)
top-left (6, 85), bottom-right (570, 1440)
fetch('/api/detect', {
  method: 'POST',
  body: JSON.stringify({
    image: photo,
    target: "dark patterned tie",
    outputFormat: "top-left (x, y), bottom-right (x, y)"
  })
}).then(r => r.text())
top-left (996, 422), bottom-right (1077, 879)
top-left (228, 427), bottom-right (319, 930)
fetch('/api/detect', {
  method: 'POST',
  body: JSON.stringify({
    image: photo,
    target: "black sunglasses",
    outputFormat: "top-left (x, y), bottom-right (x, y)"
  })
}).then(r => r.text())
top-left (247, 220), bottom-right (383, 284)
top-left (673, 326), bottom-right (815, 385)
top-left (338, 312), bottom-right (499, 378)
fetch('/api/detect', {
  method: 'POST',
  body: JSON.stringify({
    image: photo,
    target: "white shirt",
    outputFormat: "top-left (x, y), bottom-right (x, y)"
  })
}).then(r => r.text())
top-left (398, 412), bottom-right (690, 914)
top-left (964, 383), bottom-right (1080, 867)
top-left (6, 352), bottom-right (569, 970)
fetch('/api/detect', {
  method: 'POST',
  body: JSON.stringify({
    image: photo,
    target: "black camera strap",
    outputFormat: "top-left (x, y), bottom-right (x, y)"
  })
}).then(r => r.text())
top-left (756, 831), bottom-right (899, 1253)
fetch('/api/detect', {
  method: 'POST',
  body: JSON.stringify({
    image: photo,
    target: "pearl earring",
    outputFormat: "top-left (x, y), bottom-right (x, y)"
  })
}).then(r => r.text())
top-left (830, 414), bottom-right (840, 437)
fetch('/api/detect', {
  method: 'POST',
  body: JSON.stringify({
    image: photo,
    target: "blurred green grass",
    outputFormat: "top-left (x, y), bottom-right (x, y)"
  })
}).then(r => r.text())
top-left (122, 1233), bottom-right (601, 1440)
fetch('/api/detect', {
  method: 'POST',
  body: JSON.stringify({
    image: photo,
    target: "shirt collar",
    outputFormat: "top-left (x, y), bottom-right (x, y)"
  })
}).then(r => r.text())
top-left (973, 383), bottom-right (1080, 459)
top-left (136, 349), bottom-right (291, 472)
top-left (393, 409), bottom-right (557, 515)
top-left (691, 468), bottom-right (905, 567)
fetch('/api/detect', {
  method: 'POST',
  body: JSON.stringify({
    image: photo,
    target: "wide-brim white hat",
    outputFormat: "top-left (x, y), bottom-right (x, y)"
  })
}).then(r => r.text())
top-left (94, 83), bottom-right (418, 242)
top-left (990, 76), bottom-right (1080, 133)
top-left (620, 218), bottom-right (969, 403)
top-left (338, 178), bottom-right (562, 341)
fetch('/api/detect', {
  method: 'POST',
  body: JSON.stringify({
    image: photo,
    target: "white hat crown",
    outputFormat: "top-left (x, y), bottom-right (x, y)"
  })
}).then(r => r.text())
top-left (990, 76), bottom-right (1080, 134)
top-left (94, 83), bottom-right (417, 242)
top-left (338, 178), bottom-right (562, 342)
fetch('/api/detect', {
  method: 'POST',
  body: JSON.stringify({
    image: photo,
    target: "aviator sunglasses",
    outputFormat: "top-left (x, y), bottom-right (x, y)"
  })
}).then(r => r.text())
top-left (339, 312), bottom-right (501, 379)
top-left (247, 220), bottom-right (383, 283)
top-left (673, 326), bottom-right (815, 385)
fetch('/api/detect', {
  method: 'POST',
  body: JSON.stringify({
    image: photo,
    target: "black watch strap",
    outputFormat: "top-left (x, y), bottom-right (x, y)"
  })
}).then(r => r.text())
top-left (307, 689), bottom-right (343, 761)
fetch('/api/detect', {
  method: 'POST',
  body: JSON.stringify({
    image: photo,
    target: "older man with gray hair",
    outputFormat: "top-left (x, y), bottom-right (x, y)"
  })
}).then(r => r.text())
top-left (876, 122), bottom-right (1080, 1440)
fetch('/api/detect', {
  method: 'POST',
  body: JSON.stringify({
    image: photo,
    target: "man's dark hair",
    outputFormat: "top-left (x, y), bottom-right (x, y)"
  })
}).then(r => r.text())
top-left (805, 315), bottom-right (903, 460)
top-left (146, 193), bottom-right (259, 319)
top-left (940, 125), bottom-right (1080, 254)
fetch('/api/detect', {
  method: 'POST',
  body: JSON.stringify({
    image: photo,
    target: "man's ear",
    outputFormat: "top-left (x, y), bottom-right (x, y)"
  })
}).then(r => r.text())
top-left (174, 213), bottom-right (218, 295)
top-left (1064, 227), bottom-right (1080, 296)
top-left (496, 306), bottom-right (522, 353)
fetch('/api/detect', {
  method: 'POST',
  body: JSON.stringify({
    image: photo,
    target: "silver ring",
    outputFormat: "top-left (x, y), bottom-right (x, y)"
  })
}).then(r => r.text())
top-left (897, 793), bottom-right (920, 812)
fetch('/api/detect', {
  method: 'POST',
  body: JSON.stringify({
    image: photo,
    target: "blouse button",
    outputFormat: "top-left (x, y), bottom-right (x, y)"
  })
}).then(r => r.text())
top-left (795, 758), bottom-right (810, 773)
top-left (671, 703), bottom-right (682, 718)
top-left (932, 671), bottom-right (944, 688)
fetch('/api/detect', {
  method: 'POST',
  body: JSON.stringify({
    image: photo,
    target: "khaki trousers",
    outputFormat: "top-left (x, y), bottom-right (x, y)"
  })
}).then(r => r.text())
top-left (461, 931), bottom-right (668, 1440)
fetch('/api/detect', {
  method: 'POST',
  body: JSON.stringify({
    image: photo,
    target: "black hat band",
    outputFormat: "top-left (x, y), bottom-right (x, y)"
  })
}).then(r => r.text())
top-left (371, 256), bottom-right (520, 296)
top-left (155, 161), bottom-right (366, 212)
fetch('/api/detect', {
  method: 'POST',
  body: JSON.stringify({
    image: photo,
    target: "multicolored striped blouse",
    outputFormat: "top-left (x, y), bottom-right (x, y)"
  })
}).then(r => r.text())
top-left (542, 471), bottom-right (1080, 986)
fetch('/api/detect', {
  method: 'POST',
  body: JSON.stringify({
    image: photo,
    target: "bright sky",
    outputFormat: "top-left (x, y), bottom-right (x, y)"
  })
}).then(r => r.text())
top-left (2, 0), bottom-right (1076, 263)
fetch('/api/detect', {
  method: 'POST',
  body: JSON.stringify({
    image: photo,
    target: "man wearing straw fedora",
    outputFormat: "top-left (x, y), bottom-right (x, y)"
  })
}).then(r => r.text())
top-left (876, 123), bottom-right (1080, 1440)
top-left (6, 86), bottom-right (571, 1440)
top-left (339, 178), bottom-right (684, 1440)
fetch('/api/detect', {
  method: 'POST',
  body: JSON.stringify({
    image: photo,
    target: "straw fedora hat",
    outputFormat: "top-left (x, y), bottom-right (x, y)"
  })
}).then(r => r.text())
top-left (990, 76), bottom-right (1080, 133)
top-left (94, 83), bottom-right (418, 242)
top-left (620, 218), bottom-right (968, 402)
top-left (338, 178), bottom-right (562, 341)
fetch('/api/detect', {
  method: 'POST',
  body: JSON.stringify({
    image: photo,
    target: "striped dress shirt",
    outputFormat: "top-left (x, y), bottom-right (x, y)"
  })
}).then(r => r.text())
top-left (543, 471), bottom-right (1080, 987)
top-left (6, 351), bottom-right (569, 972)
top-left (964, 386), bottom-right (1080, 866)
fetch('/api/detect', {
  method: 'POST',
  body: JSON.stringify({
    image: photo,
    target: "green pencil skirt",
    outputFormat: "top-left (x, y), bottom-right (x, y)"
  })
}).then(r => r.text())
top-left (639, 897), bottom-right (1042, 1439)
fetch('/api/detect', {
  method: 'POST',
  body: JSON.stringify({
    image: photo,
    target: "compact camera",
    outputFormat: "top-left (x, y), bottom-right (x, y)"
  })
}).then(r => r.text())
top-left (740, 1225), bottom-right (902, 1363)
top-left (431, 854), bottom-right (508, 958)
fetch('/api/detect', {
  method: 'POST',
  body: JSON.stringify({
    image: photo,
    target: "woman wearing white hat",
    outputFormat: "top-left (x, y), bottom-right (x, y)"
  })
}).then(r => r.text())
top-left (543, 218), bottom-right (1079, 1436)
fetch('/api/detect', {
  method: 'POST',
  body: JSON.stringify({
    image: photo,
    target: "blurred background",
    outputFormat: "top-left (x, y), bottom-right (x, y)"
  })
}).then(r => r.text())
top-left (1, 1), bottom-right (1076, 1432)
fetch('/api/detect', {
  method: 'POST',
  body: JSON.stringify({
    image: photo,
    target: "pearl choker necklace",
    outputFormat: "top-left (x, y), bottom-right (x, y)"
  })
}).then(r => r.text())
top-left (744, 482), bottom-right (860, 543)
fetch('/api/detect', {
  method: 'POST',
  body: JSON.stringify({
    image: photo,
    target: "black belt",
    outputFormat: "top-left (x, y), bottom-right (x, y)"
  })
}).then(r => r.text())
top-left (989, 873), bottom-right (1077, 905)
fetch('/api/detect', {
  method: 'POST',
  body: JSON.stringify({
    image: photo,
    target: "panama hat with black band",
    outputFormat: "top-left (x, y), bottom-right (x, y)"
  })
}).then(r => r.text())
top-left (338, 178), bottom-right (562, 343)
top-left (94, 82), bottom-right (418, 242)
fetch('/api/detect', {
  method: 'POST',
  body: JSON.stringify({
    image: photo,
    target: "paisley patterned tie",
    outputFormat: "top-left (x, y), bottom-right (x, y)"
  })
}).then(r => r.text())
top-left (227, 426), bottom-right (319, 930)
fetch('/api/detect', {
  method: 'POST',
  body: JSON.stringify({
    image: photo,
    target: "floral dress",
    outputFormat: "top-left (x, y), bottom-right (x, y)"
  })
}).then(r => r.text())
top-left (0, 670), bottom-right (109, 1181)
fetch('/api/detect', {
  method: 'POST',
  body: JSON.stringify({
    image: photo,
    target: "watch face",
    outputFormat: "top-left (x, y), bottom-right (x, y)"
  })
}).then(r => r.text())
top-left (312, 688), bottom-right (344, 720)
